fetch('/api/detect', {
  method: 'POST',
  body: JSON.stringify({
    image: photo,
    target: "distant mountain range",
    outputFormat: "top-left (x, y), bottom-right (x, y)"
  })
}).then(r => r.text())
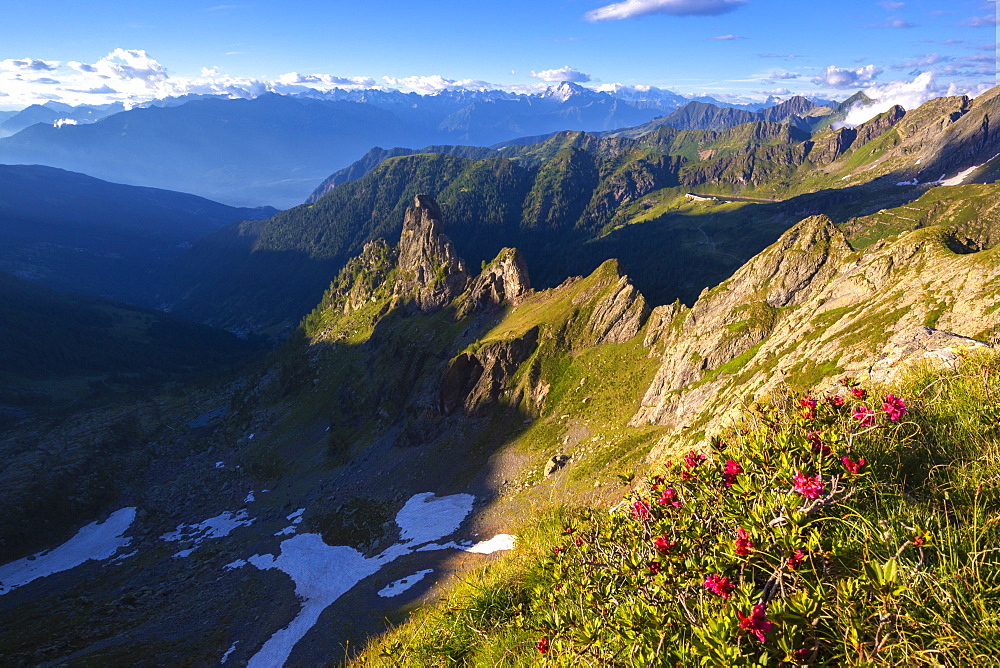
top-left (0, 164), bottom-right (274, 306)
top-left (163, 86), bottom-right (1000, 334)
top-left (0, 101), bottom-right (126, 137)
top-left (0, 86), bottom-right (841, 208)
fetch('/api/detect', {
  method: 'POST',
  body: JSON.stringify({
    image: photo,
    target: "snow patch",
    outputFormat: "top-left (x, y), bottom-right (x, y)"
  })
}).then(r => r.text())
top-left (939, 165), bottom-right (979, 187)
top-left (274, 526), bottom-right (297, 536)
top-left (224, 559), bottom-right (247, 570)
top-left (245, 491), bottom-right (255, 504)
top-left (215, 461), bottom-right (225, 469)
top-left (464, 534), bottom-right (517, 554)
top-left (395, 492), bottom-right (475, 546)
top-left (378, 569), bottom-right (433, 597)
top-left (0, 507), bottom-right (136, 595)
top-left (220, 641), bottom-right (239, 664)
top-left (245, 492), bottom-right (478, 667)
top-left (416, 534), bottom-right (517, 555)
top-left (161, 509), bottom-right (255, 554)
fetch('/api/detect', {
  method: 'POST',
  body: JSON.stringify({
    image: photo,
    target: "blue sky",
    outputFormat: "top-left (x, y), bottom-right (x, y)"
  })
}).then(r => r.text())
top-left (0, 0), bottom-right (995, 109)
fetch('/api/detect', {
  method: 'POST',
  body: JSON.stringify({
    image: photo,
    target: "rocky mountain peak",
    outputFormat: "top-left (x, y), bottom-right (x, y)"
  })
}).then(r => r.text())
top-left (395, 194), bottom-right (470, 312)
top-left (457, 247), bottom-right (531, 318)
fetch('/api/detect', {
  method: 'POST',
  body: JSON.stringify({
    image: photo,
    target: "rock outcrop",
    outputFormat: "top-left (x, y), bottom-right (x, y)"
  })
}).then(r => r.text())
top-left (438, 327), bottom-right (540, 416)
top-left (632, 195), bottom-right (1000, 445)
top-left (394, 194), bottom-right (470, 313)
top-left (581, 274), bottom-right (650, 345)
top-left (869, 327), bottom-right (992, 383)
top-left (456, 247), bottom-right (531, 318)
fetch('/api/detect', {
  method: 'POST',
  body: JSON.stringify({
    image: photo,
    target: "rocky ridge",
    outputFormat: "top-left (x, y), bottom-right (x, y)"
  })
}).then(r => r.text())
top-left (630, 185), bottom-right (1000, 458)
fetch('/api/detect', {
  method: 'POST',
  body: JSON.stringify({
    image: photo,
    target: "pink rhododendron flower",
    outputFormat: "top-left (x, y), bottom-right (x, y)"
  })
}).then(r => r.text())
top-left (793, 471), bottom-right (824, 500)
top-left (723, 459), bottom-right (742, 487)
top-left (799, 396), bottom-right (818, 410)
top-left (653, 535), bottom-right (676, 553)
top-left (827, 394), bottom-right (845, 407)
top-left (883, 394), bottom-right (907, 421)
top-left (806, 431), bottom-right (830, 455)
top-left (658, 487), bottom-right (682, 508)
top-left (648, 561), bottom-right (662, 574)
top-left (737, 604), bottom-right (773, 642)
top-left (537, 637), bottom-right (550, 654)
top-left (787, 549), bottom-right (807, 571)
top-left (734, 527), bottom-right (753, 556)
top-left (683, 451), bottom-right (706, 470)
top-left (842, 456), bottom-right (865, 475)
top-left (852, 405), bottom-right (876, 427)
top-left (630, 499), bottom-right (652, 520)
top-left (851, 387), bottom-right (867, 399)
top-left (704, 573), bottom-right (736, 599)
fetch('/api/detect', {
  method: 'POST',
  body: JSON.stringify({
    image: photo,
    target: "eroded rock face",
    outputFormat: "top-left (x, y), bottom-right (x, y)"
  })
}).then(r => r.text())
top-left (632, 198), bottom-right (1000, 449)
top-left (438, 327), bottom-right (540, 416)
top-left (870, 327), bottom-right (992, 384)
top-left (394, 194), bottom-right (469, 313)
top-left (584, 275), bottom-right (650, 345)
top-left (457, 247), bottom-right (531, 318)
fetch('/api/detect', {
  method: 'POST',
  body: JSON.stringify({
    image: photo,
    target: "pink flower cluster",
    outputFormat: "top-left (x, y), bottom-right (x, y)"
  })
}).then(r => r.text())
top-left (883, 394), bottom-right (906, 421)
top-left (737, 604), bottom-right (773, 642)
top-left (787, 549), bottom-right (807, 571)
top-left (630, 499), bottom-right (651, 520)
top-left (704, 573), bottom-right (736, 599)
top-left (799, 396), bottom-right (818, 419)
top-left (852, 405), bottom-right (876, 427)
top-left (723, 459), bottom-right (742, 487)
top-left (806, 430), bottom-right (830, 456)
top-left (793, 472), bottom-right (824, 500)
top-left (658, 487), bottom-right (682, 508)
top-left (734, 527), bottom-right (753, 556)
top-left (653, 535), bottom-right (676, 553)
top-left (842, 456), bottom-right (865, 475)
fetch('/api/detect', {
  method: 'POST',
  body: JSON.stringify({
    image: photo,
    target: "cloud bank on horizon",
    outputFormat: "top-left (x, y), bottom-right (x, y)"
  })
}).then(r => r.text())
top-left (0, 46), bottom-right (991, 118)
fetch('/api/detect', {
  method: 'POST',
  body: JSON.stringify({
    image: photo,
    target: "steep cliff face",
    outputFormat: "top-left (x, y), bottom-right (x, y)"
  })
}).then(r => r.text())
top-left (456, 247), bottom-right (531, 318)
top-left (394, 195), bottom-right (470, 312)
top-left (438, 327), bottom-right (540, 416)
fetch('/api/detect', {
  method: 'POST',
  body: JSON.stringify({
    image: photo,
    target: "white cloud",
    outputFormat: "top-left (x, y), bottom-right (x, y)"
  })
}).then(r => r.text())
top-left (709, 34), bottom-right (743, 40)
top-left (381, 75), bottom-right (493, 94)
top-left (892, 53), bottom-right (950, 69)
top-left (840, 71), bottom-right (991, 126)
top-left (813, 64), bottom-right (883, 88)
top-left (878, 1), bottom-right (905, 9)
top-left (529, 66), bottom-right (591, 83)
top-left (0, 58), bottom-right (58, 72)
top-left (960, 14), bottom-right (997, 27)
top-left (277, 72), bottom-right (376, 88)
top-left (763, 87), bottom-right (792, 95)
top-left (863, 17), bottom-right (916, 28)
top-left (585, 0), bottom-right (747, 22)
top-left (770, 70), bottom-right (800, 80)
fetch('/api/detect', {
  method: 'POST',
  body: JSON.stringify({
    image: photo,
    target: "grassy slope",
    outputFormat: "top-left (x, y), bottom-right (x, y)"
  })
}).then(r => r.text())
top-left (355, 351), bottom-right (1000, 666)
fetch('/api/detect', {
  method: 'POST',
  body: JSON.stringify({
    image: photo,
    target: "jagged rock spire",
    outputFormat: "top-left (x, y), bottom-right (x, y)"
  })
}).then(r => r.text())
top-left (394, 194), bottom-right (469, 313)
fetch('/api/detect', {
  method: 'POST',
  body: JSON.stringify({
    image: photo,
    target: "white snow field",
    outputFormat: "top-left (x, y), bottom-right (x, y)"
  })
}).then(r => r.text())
top-left (243, 492), bottom-right (514, 667)
top-left (0, 507), bottom-right (137, 595)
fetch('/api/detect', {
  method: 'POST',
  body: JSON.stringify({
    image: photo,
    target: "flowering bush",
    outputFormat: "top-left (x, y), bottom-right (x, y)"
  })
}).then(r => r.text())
top-left (527, 384), bottom-right (931, 665)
